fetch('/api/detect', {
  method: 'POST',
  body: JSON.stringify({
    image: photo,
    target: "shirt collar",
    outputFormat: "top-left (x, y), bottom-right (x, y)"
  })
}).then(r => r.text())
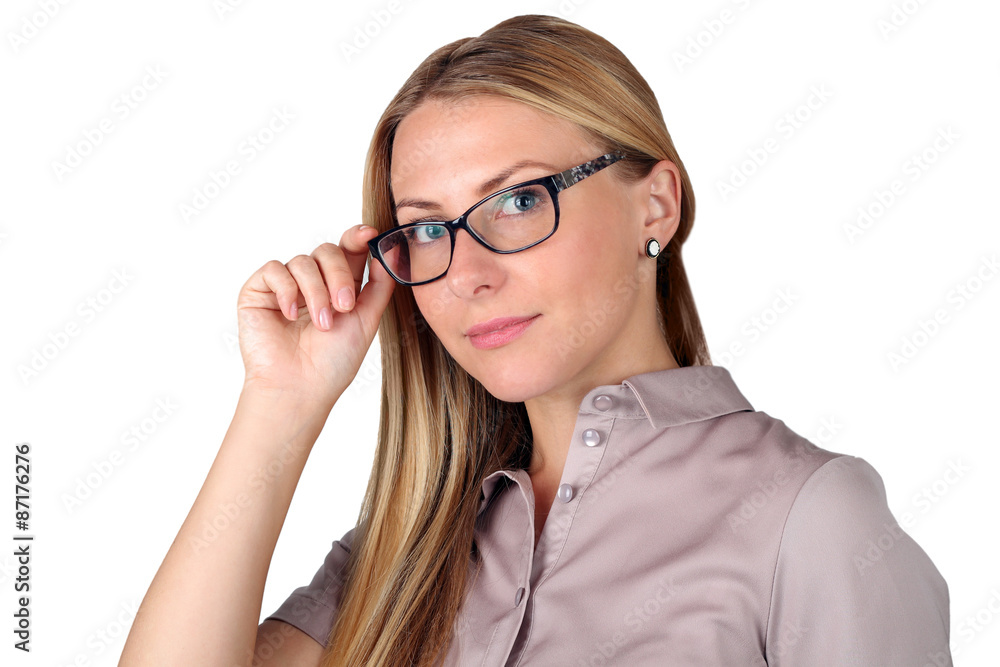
top-left (476, 365), bottom-right (754, 516)
top-left (617, 364), bottom-right (754, 429)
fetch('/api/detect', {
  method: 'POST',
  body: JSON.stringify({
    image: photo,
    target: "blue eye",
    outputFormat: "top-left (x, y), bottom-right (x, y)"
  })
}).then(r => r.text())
top-left (411, 224), bottom-right (447, 244)
top-left (499, 190), bottom-right (539, 215)
top-left (485, 185), bottom-right (552, 222)
top-left (513, 193), bottom-right (537, 211)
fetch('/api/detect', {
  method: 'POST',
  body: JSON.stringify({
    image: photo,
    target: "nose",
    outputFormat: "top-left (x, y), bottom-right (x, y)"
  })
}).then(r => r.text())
top-left (444, 225), bottom-right (504, 297)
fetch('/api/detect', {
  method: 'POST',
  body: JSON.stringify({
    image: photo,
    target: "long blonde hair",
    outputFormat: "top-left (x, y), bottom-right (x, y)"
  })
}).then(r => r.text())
top-left (320, 14), bottom-right (710, 666)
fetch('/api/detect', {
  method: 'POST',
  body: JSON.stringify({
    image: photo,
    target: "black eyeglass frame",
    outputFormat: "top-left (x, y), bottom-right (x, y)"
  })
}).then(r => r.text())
top-left (367, 150), bottom-right (628, 286)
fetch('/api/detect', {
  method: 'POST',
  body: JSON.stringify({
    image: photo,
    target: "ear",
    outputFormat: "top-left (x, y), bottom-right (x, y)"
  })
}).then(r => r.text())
top-left (639, 160), bottom-right (682, 248)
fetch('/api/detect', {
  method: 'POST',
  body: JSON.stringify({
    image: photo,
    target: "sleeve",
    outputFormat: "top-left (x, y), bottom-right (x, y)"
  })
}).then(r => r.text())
top-left (263, 525), bottom-right (358, 647)
top-left (765, 455), bottom-right (952, 666)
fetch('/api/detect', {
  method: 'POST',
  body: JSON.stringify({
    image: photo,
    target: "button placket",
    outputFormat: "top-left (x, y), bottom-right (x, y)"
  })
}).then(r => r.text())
top-left (512, 391), bottom-right (625, 662)
top-left (530, 411), bottom-right (616, 592)
top-left (553, 393), bottom-right (617, 506)
top-left (556, 424), bottom-right (607, 504)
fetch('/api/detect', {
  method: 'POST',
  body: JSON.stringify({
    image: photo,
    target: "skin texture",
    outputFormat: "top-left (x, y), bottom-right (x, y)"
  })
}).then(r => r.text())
top-left (391, 95), bottom-right (683, 536)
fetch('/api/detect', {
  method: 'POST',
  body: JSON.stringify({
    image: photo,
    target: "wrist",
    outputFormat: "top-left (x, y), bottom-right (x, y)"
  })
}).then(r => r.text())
top-left (240, 378), bottom-right (341, 412)
top-left (226, 385), bottom-right (335, 462)
top-left (237, 381), bottom-right (338, 430)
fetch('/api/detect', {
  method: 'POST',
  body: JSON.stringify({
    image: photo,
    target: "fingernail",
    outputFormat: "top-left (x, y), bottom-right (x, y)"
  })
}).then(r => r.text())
top-left (338, 288), bottom-right (354, 310)
top-left (319, 307), bottom-right (332, 329)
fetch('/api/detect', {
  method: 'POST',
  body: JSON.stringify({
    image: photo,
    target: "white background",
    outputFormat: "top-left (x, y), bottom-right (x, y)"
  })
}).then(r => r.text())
top-left (2, 0), bottom-right (998, 664)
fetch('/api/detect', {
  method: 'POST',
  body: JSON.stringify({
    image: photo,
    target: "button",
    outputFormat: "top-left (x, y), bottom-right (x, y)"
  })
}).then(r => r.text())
top-left (593, 394), bottom-right (614, 411)
top-left (557, 483), bottom-right (574, 502)
top-left (514, 586), bottom-right (525, 607)
top-left (582, 428), bottom-right (602, 447)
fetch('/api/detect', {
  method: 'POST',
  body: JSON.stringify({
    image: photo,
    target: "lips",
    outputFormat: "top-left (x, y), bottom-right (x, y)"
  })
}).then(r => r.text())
top-left (465, 315), bottom-right (539, 337)
top-left (465, 315), bottom-right (540, 350)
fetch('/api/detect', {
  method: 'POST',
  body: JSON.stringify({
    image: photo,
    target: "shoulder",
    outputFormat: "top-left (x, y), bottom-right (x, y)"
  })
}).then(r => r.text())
top-left (702, 407), bottom-right (839, 465)
top-left (687, 408), bottom-right (846, 509)
top-left (765, 456), bottom-right (952, 664)
top-left (774, 455), bottom-right (942, 577)
top-left (778, 455), bottom-right (911, 560)
top-left (788, 455), bottom-right (885, 516)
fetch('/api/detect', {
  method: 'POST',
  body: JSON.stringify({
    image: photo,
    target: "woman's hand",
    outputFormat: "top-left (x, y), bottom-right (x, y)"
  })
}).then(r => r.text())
top-left (236, 224), bottom-right (395, 408)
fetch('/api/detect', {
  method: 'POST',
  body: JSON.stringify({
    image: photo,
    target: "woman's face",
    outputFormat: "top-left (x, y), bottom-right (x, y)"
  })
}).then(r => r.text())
top-left (390, 95), bottom-right (672, 403)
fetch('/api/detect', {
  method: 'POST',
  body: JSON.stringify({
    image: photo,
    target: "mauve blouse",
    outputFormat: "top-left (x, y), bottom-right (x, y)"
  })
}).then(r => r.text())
top-left (264, 365), bottom-right (952, 665)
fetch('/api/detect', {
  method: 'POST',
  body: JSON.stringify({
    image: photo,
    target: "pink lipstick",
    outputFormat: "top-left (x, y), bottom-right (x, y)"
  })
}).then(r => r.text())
top-left (466, 315), bottom-right (540, 350)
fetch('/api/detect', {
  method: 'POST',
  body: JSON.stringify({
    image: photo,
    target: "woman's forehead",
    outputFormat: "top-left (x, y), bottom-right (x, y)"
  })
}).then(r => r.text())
top-left (395, 97), bottom-right (570, 153)
top-left (389, 97), bottom-right (593, 193)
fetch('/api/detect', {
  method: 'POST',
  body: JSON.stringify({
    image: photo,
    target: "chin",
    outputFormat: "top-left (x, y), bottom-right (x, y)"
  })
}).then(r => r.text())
top-left (464, 361), bottom-right (554, 404)
top-left (482, 385), bottom-right (540, 404)
top-left (443, 332), bottom-right (563, 402)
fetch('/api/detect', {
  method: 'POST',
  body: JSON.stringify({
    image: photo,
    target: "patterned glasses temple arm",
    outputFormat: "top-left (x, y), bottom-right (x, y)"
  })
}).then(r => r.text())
top-left (551, 151), bottom-right (627, 192)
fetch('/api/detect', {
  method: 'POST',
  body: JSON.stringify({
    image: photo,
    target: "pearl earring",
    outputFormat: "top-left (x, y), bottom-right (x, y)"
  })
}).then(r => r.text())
top-left (645, 238), bottom-right (660, 259)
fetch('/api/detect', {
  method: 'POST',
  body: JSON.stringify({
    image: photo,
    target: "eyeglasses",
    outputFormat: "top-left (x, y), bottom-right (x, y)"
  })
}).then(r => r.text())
top-left (368, 151), bottom-right (627, 286)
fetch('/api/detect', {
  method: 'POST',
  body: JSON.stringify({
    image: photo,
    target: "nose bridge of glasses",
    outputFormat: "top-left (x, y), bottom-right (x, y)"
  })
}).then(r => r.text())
top-left (450, 213), bottom-right (495, 254)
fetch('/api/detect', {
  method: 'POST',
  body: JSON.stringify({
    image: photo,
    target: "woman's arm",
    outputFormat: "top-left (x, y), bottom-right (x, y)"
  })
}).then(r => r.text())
top-left (119, 387), bottom-right (334, 666)
top-left (120, 225), bottom-right (393, 665)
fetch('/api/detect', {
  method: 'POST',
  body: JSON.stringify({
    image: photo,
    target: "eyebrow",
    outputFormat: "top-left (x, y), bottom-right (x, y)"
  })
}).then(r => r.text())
top-left (393, 159), bottom-right (558, 213)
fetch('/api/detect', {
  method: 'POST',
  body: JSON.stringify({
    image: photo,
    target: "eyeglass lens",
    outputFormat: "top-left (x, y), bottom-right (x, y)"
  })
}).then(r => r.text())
top-left (379, 183), bottom-right (554, 284)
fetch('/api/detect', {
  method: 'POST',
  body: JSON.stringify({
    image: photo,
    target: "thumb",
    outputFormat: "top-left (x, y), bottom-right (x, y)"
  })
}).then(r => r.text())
top-left (354, 255), bottom-right (397, 341)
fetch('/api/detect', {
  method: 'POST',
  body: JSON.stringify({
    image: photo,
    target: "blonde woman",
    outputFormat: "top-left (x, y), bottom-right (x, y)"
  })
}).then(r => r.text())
top-left (121, 14), bottom-right (951, 666)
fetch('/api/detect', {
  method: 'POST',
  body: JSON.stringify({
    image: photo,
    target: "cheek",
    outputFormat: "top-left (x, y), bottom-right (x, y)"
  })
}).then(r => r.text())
top-left (411, 285), bottom-right (455, 336)
top-left (553, 219), bottom-right (636, 316)
top-left (556, 218), bottom-right (631, 282)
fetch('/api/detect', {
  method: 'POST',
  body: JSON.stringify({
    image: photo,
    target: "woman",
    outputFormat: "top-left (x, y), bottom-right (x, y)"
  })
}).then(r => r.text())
top-left (121, 14), bottom-right (952, 666)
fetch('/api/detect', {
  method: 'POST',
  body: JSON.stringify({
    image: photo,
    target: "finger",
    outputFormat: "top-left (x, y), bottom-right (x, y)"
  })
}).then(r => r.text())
top-left (353, 251), bottom-right (397, 341)
top-left (337, 224), bottom-right (381, 291)
top-left (285, 255), bottom-right (334, 329)
top-left (311, 243), bottom-right (360, 315)
top-left (248, 260), bottom-right (301, 320)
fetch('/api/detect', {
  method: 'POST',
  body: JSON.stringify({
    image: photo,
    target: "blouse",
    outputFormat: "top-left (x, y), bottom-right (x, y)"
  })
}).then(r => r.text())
top-left (264, 365), bottom-right (952, 665)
